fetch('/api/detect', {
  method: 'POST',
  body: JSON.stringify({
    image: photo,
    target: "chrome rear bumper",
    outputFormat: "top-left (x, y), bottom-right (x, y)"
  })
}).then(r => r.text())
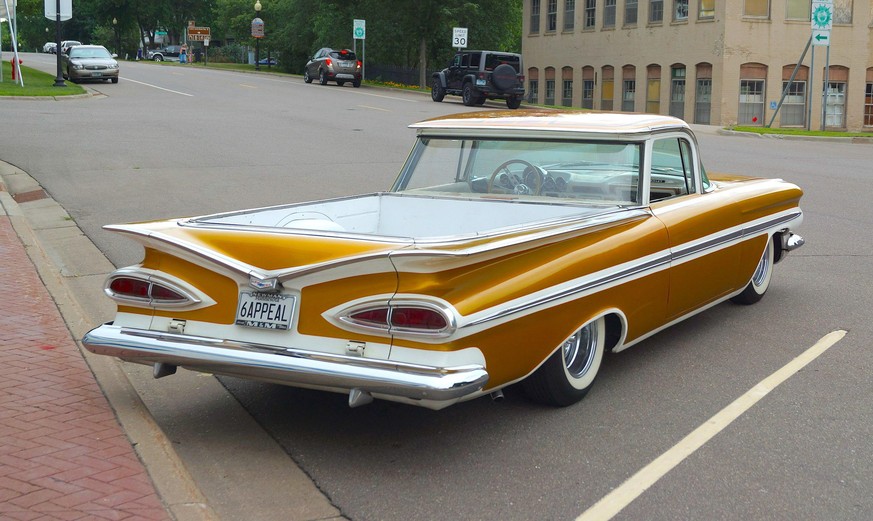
top-left (82, 323), bottom-right (489, 407)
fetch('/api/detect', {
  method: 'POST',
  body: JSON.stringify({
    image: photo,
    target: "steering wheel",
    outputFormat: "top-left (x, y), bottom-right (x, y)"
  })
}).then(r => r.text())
top-left (487, 159), bottom-right (544, 195)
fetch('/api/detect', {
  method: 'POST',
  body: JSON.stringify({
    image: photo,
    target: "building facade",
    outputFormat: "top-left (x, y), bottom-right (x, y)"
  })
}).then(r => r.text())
top-left (523, 0), bottom-right (873, 131)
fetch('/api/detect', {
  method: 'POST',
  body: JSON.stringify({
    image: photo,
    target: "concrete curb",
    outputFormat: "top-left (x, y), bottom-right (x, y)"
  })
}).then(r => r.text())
top-left (717, 128), bottom-right (873, 144)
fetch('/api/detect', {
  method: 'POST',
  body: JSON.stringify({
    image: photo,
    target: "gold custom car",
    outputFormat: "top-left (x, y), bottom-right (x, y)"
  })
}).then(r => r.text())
top-left (82, 111), bottom-right (804, 410)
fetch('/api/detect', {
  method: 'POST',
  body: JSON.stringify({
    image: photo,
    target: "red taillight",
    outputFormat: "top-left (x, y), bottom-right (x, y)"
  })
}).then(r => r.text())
top-left (356, 60), bottom-right (362, 69)
top-left (390, 307), bottom-right (447, 330)
top-left (348, 308), bottom-right (389, 327)
top-left (345, 305), bottom-right (450, 334)
top-left (108, 276), bottom-right (186, 303)
top-left (325, 57), bottom-right (332, 67)
top-left (150, 284), bottom-right (186, 302)
top-left (109, 277), bottom-right (149, 298)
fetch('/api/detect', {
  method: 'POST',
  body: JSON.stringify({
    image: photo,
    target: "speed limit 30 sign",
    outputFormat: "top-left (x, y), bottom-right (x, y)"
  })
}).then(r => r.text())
top-left (453, 27), bottom-right (468, 48)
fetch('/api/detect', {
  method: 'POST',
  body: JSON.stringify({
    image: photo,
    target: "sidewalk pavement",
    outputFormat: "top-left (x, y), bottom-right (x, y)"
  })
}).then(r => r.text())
top-left (0, 162), bottom-right (344, 521)
top-left (0, 199), bottom-right (170, 519)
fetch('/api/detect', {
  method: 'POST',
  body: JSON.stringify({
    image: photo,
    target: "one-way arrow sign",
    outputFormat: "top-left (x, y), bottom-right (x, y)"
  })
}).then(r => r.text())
top-left (813, 29), bottom-right (830, 46)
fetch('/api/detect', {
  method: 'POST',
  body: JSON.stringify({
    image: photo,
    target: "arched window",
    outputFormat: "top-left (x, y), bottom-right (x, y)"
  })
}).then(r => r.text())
top-left (622, 65), bottom-right (636, 112)
top-left (695, 63), bottom-right (712, 124)
top-left (739, 63), bottom-right (767, 125)
top-left (601, 66), bottom-right (614, 110)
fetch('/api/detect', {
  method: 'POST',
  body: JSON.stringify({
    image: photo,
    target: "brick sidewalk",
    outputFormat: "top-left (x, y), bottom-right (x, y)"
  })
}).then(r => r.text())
top-left (0, 217), bottom-right (169, 520)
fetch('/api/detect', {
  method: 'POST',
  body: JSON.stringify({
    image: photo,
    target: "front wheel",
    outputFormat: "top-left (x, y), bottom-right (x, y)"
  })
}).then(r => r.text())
top-left (731, 236), bottom-right (775, 305)
top-left (153, 55), bottom-right (163, 62)
top-left (110, 77), bottom-right (118, 84)
top-left (523, 317), bottom-right (606, 407)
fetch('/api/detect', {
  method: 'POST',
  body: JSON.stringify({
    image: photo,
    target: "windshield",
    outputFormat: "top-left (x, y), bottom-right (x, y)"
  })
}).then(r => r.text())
top-left (71, 47), bottom-right (112, 59)
top-left (392, 137), bottom-right (642, 205)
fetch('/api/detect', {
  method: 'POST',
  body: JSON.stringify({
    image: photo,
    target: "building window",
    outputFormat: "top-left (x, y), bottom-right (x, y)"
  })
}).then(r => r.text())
top-left (564, 0), bottom-right (576, 30)
top-left (864, 81), bottom-right (873, 127)
top-left (529, 79), bottom-right (539, 103)
top-left (626, 0), bottom-right (639, 24)
top-left (583, 79), bottom-right (595, 108)
top-left (825, 81), bottom-right (847, 128)
top-left (786, 0), bottom-right (810, 20)
top-left (780, 81), bottom-right (806, 127)
top-left (695, 79), bottom-right (712, 124)
top-left (650, 0), bottom-right (664, 22)
top-left (699, 0), bottom-right (715, 18)
top-left (622, 80), bottom-right (636, 111)
top-left (695, 63), bottom-right (712, 124)
top-left (547, 0), bottom-right (558, 31)
top-left (833, 0), bottom-right (852, 23)
top-left (604, 0), bottom-right (617, 27)
top-left (674, 0), bottom-right (689, 20)
top-left (584, 0), bottom-right (597, 28)
top-left (531, 0), bottom-right (541, 33)
top-left (670, 66), bottom-right (686, 118)
top-left (739, 79), bottom-right (765, 125)
top-left (602, 66), bottom-right (615, 110)
top-left (543, 67), bottom-right (555, 105)
top-left (647, 65), bottom-right (662, 113)
top-left (563, 80), bottom-right (573, 106)
top-left (744, 0), bottom-right (769, 17)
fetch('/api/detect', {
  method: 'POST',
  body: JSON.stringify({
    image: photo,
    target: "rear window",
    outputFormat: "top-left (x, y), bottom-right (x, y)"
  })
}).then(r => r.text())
top-left (330, 50), bottom-right (357, 60)
top-left (484, 54), bottom-right (520, 71)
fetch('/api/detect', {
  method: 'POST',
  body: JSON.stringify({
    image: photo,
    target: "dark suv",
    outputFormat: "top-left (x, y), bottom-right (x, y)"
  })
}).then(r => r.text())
top-left (431, 50), bottom-right (525, 109)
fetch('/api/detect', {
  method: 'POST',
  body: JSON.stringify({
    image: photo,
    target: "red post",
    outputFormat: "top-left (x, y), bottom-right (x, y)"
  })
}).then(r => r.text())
top-left (11, 58), bottom-right (22, 80)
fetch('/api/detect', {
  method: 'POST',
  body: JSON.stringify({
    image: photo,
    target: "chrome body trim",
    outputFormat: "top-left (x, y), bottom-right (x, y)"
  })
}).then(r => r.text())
top-left (82, 323), bottom-right (489, 403)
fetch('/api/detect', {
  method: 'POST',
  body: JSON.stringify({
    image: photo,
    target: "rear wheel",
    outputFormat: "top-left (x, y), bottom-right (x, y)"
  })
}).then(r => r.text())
top-left (506, 97), bottom-right (522, 109)
top-left (352, 79), bottom-right (361, 88)
top-left (319, 70), bottom-right (328, 85)
top-left (523, 317), bottom-right (606, 406)
top-left (303, 70), bottom-right (313, 83)
top-left (731, 236), bottom-right (775, 305)
top-left (431, 78), bottom-right (446, 102)
top-left (153, 55), bottom-right (163, 62)
top-left (337, 81), bottom-right (345, 86)
top-left (462, 83), bottom-right (479, 106)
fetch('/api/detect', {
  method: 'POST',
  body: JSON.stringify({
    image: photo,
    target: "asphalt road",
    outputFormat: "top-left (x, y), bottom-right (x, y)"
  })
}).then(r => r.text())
top-left (5, 52), bottom-right (872, 521)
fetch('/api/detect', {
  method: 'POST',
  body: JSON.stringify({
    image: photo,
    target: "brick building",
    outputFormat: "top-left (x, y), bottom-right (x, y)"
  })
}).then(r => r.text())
top-left (523, 0), bottom-right (872, 131)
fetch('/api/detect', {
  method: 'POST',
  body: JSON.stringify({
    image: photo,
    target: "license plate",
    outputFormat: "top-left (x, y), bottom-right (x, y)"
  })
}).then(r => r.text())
top-left (235, 292), bottom-right (294, 330)
top-left (341, 60), bottom-right (353, 67)
top-left (91, 72), bottom-right (103, 77)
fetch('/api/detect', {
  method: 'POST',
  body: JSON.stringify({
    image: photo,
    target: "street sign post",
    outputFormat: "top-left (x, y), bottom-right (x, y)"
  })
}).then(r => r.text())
top-left (811, 0), bottom-right (833, 129)
top-left (353, 19), bottom-right (365, 80)
top-left (811, 0), bottom-right (832, 46)
top-left (453, 27), bottom-right (468, 49)
top-left (353, 19), bottom-right (365, 40)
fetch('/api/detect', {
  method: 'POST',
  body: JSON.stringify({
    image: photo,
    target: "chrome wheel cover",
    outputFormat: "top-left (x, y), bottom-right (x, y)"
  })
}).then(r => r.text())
top-left (752, 244), bottom-right (772, 288)
top-left (563, 322), bottom-right (598, 379)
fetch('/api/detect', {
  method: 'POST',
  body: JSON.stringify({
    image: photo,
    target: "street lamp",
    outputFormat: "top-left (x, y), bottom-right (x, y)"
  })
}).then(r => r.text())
top-left (254, 0), bottom-right (262, 71)
top-left (112, 17), bottom-right (119, 56)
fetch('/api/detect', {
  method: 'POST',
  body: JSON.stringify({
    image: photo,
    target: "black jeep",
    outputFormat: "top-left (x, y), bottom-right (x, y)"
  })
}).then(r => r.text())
top-left (431, 50), bottom-right (525, 109)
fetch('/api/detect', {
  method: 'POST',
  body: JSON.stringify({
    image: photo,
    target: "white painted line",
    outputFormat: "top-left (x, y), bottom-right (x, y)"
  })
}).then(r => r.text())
top-left (359, 105), bottom-right (390, 112)
top-left (121, 77), bottom-right (194, 97)
top-left (577, 329), bottom-right (847, 521)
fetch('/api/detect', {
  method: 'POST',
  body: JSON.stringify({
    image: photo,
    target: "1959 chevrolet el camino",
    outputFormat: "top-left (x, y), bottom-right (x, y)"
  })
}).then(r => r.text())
top-left (83, 111), bottom-right (804, 410)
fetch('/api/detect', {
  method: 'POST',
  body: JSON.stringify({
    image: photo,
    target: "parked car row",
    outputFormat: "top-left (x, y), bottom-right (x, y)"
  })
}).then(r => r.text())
top-left (42, 40), bottom-right (81, 54)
